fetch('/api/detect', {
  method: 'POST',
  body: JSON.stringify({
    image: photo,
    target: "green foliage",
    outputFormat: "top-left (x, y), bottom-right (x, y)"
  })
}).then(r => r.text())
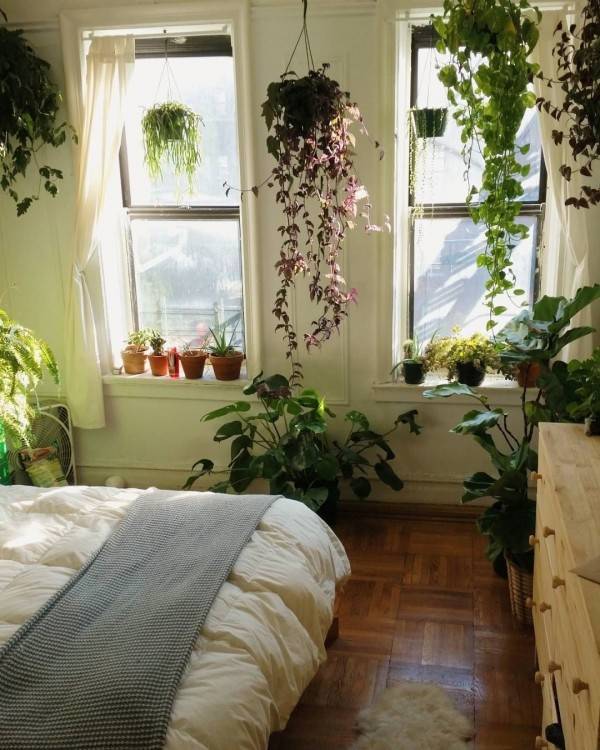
top-left (425, 329), bottom-right (500, 380)
top-left (126, 329), bottom-right (152, 351)
top-left (565, 349), bottom-right (600, 421)
top-left (208, 322), bottom-right (240, 357)
top-left (0, 20), bottom-right (76, 215)
top-left (141, 102), bottom-right (202, 192)
top-left (433, 0), bottom-right (541, 325)
top-left (0, 308), bottom-right (58, 444)
top-left (148, 330), bottom-right (166, 356)
top-left (184, 372), bottom-right (422, 512)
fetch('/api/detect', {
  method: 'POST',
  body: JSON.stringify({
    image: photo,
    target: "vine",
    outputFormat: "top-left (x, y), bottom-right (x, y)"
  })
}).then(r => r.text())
top-left (433, 0), bottom-right (541, 329)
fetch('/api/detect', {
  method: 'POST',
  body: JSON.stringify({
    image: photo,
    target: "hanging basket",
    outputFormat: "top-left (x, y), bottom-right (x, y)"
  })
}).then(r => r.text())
top-left (410, 107), bottom-right (448, 138)
top-left (506, 554), bottom-right (533, 626)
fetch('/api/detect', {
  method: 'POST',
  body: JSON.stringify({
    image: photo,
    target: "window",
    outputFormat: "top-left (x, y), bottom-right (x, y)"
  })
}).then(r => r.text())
top-left (403, 26), bottom-right (546, 344)
top-left (120, 35), bottom-right (244, 351)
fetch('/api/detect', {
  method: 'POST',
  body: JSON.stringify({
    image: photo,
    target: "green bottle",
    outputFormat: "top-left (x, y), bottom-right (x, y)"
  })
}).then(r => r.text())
top-left (0, 422), bottom-right (11, 485)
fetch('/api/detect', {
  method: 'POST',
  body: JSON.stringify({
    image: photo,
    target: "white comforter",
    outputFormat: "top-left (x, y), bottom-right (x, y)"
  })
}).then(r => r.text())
top-left (0, 485), bottom-right (350, 750)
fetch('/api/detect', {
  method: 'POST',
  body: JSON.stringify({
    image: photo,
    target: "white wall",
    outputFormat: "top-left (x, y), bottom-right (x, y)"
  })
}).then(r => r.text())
top-left (0, 0), bottom-right (597, 504)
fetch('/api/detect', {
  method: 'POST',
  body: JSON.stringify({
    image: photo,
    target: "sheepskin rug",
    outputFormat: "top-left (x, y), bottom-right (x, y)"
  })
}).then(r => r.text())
top-left (351, 683), bottom-right (474, 750)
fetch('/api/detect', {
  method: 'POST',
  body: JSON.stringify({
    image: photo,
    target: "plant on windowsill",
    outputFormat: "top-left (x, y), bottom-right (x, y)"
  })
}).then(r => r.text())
top-left (535, 0), bottom-right (600, 209)
top-left (122, 329), bottom-right (151, 375)
top-left (184, 372), bottom-right (422, 525)
top-left (0, 9), bottom-right (77, 215)
top-left (148, 331), bottom-right (167, 377)
top-left (208, 323), bottom-right (244, 382)
top-left (426, 329), bottom-right (500, 386)
top-left (225, 0), bottom-right (387, 384)
top-left (0, 308), bottom-right (59, 484)
top-left (391, 336), bottom-right (432, 385)
top-left (180, 341), bottom-right (208, 381)
top-left (433, 0), bottom-right (541, 328)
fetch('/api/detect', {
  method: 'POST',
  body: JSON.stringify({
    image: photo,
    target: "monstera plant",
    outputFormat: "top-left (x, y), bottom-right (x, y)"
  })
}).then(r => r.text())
top-left (0, 10), bottom-right (75, 215)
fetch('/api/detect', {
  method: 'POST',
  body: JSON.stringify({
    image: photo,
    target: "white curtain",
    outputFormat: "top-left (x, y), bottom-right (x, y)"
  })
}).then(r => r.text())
top-left (64, 36), bottom-right (134, 428)
top-left (534, 5), bottom-right (600, 358)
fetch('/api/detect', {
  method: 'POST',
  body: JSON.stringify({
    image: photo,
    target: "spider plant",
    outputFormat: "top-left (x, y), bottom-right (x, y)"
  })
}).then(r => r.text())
top-left (141, 102), bottom-right (202, 191)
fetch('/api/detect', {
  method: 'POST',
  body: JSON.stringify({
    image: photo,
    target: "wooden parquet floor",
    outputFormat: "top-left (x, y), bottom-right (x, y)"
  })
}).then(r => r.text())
top-left (270, 513), bottom-right (541, 750)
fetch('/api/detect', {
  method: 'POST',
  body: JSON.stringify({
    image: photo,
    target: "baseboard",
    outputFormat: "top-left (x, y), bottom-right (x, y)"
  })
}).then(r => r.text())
top-left (339, 499), bottom-right (481, 522)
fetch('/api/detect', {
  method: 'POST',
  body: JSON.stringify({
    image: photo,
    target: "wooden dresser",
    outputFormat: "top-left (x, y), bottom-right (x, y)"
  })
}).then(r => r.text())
top-left (531, 423), bottom-right (600, 749)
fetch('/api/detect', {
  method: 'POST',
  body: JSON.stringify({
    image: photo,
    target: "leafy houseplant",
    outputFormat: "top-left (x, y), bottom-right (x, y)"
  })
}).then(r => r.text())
top-left (433, 0), bottom-right (541, 327)
top-left (391, 336), bottom-right (431, 384)
top-left (565, 349), bottom-right (600, 435)
top-left (536, 0), bottom-right (600, 209)
top-left (0, 307), bottom-right (59, 485)
top-left (122, 329), bottom-right (151, 375)
top-left (184, 373), bottom-right (422, 524)
top-left (410, 107), bottom-right (448, 139)
top-left (148, 330), bottom-right (167, 377)
top-left (180, 342), bottom-right (208, 381)
top-left (141, 102), bottom-right (202, 192)
top-left (428, 330), bottom-right (499, 386)
top-left (0, 11), bottom-right (76, 215)
top-left (208, 324), bottom-right (244, 381)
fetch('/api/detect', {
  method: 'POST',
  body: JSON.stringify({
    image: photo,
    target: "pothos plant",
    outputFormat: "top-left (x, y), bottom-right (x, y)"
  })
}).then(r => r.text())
top-left (433, 0), bottom-right (541, 329)
top-left (184, 372), bottom-right (421, 514)
top-left (226, 0), bottom-right (386, 384)
top-left (536, 0), bottom-right (600, 209)
top-left (0, 9), bottom-right (76, 215)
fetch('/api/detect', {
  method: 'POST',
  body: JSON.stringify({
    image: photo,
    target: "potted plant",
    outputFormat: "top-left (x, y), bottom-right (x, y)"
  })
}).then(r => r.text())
top-left (147, 330), bottom-right (167, 376)
top-left (0, 10), bottom-right (76, 215)
top-left (208, 323), bottom-right (244, 381)
top-left (184, 373), bottom-right (422, 525)
top-left (121, 329), bottom-right (150, 375)
top-left (430, 330), bottom-right (499, 386)
top-left (142, 102), bottom-right (202, 193)
top-left (180, 342), bottom-right (208, 380)
top-left (566, 349), bottom-right (600, 436)
top-left (410, 107), bottom-right (448, 139)
top-left (391, 336), bottom-right (430, 384)
top-left (0, 307), bottom-right (59, 484)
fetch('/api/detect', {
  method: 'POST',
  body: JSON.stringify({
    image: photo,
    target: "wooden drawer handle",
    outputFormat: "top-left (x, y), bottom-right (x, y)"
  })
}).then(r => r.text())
top-left (542, 526), bottom-right (555, 538)
top-left (552, 576), bottom-right (565, 589)
top-left (526, 597), bottom-right (535, 609)
top-left (539, 601), bottom-right (552, 612)
top-left (529, 535), bottom-right (539, 546)
top-left (572, 678), bottom-right (589, 694)
top-left (535, 739), bottom-right (548, 749)
top-left (532, 471), bottom-right (543, 482)
top-left (534, 671), bottom-right (545, 685)
top-left (548, 660), bottom-right (562, 673)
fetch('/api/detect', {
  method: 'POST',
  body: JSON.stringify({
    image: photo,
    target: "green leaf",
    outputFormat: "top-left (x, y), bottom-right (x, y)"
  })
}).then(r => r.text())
top-left (344, 410), bottom-right (370, 430)
top-left (374, 461), bottom-right (404, 491)
top-left (214, 420), bottom-right (243, 442)
top-left (452, 408), bottom-right (504, 435)
top-left (423, 382), bottom-right (476, 399)
top-left (202, 401), bottom-right (251, 421)
top-left (350, 476), bottom-right (372, 499)
top-left (316, 454), bottom-right (339, 481)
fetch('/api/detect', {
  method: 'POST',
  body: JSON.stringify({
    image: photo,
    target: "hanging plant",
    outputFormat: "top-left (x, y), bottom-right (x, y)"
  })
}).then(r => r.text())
top-left (536, 0), bottom-right (600, 209)
top-left (410, 107), bottom-right (448, 139)
top-left (226, 0), bottom-right (385, 383)
top-left (0, 9), bottom-right (76, 215)
top-left (141, 102), bottom-right (202, 191)
top-left (433, 0), bottom-right (541, 329)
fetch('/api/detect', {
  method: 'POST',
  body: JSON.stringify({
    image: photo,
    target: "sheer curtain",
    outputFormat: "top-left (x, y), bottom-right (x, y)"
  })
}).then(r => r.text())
top-left (534, 5), bottom-right (600, 357)
top-left (64, 36), bottom-right (134, 428)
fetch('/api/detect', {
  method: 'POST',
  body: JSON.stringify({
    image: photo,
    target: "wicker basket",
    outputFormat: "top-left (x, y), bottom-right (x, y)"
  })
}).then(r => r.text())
top-left (506, 555), bottom-right (533, 626)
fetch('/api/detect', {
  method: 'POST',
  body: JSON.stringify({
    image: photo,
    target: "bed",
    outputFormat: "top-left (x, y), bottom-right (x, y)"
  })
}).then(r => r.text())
top-left (0, 485), bottom-right (350, 750)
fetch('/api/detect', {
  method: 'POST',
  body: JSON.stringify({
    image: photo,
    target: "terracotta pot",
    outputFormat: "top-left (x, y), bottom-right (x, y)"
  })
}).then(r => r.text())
top-left (456, 361), bottom-right (485, 387)
top-left (181, 351), bottom-right (208, 380)
top-left (210, 352), bottom-right (244, 381)
top-left (148, 354), bottom-right (168, 376)
top-left (121, 347), bottom-right (147, 375)
top-left (517, 361), bottom-right (541, 388)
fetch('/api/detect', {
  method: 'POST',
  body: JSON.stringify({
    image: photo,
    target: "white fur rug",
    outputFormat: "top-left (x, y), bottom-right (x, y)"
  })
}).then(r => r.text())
top-left (351, 683), bottom-right (474, 750)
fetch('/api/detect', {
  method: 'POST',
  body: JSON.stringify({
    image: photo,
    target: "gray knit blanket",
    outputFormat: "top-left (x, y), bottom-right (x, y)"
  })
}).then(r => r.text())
top-left (0, 489), bottom-right (277, 749)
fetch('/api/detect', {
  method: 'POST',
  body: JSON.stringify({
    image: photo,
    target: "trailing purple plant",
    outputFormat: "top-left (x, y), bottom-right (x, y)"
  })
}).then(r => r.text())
top-left (225, 3), bottom-right (386, 384)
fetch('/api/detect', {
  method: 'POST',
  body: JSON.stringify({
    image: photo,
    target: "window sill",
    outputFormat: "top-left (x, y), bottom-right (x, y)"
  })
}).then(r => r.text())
top-left (372, 373), bottom-right (524, 407)
top-left (102, 370), bottom-right (249, 401)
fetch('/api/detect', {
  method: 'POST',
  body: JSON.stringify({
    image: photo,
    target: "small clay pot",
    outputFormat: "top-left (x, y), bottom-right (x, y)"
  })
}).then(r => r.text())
top-left (121, 346), bottom-right (147, 375)
top-left (180, 351), bottom-right (208, 380)
top-left (148, 354), bottom-right (168, 376)
top-left (517, 361), bottom-right (541, 388)
top-left (456, 361), bottom-right (485, 387)
top-left (402, 361), bottom-right (425, 385)
top-left (210, 352), bottom-right (244, 381)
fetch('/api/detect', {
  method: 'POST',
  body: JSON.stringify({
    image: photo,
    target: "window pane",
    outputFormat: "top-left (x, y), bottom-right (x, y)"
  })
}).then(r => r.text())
top-left (412, 44), bottom-right (542, 204)
top-left (412, 216), bottom-right (537, 342)
top-left (130, 219), bottom-right (244, 349)
top-left (124, 55), bottom-right (240, 206)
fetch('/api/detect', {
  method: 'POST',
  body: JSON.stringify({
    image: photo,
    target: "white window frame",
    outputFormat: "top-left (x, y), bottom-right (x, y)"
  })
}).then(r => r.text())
top-left (59, 2), bottom-right (261, 380)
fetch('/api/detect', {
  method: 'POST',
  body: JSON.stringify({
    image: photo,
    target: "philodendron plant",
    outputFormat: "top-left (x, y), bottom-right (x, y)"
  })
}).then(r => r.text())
top-left (184, 372), bottom-right (421, 515)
